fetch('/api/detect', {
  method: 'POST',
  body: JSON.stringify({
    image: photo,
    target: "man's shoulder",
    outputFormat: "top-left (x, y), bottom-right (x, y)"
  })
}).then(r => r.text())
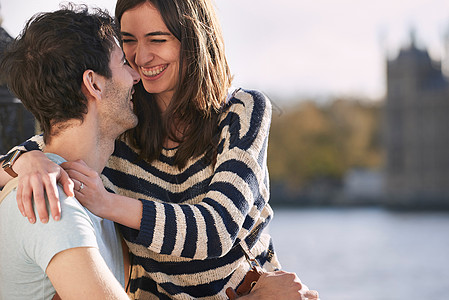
top-left (1, 184), bottom-right (94, 237)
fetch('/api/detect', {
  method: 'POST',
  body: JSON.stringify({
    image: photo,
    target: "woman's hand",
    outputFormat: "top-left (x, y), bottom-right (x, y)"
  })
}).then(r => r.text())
top-left (62, 160), bottom-right (143, 229)
top-left (61, 160), bottom-right (111, 219)
top-left (14, 150), bottom-right (74, 223)
top-left (242, 271), bottom-right (319, 300)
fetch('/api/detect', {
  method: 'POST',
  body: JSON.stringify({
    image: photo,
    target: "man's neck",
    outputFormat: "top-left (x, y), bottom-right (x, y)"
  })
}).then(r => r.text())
top-left (44, 118), bottom-right (115, 174)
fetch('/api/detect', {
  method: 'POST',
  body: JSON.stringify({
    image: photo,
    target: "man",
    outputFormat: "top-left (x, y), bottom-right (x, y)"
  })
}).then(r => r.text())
top-left (0, 6), bottom-right (139, 299)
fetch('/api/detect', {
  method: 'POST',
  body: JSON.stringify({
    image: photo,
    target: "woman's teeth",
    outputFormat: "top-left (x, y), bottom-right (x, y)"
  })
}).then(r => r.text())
top-left (141, 65), bottom-right (167, 77)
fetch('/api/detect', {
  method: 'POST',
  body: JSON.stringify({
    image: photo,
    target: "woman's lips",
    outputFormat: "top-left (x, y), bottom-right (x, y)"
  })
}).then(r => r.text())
top-left (140, 64), bottom-right (168, 79)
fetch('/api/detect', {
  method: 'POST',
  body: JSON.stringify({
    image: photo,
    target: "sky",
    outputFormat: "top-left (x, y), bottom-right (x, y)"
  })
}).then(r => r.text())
top-left (2, 0), bottom-right (449, 104)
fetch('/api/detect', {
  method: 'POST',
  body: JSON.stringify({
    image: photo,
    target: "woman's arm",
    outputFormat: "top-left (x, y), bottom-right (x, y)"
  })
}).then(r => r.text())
top-left (134, 90), bottom-right (273, 259)
top-left (65, 90), bottom-right (273, 260)
top-left (62, 160), bottom-right (142, 230)
top-left (0, 135), bottom-right (44, 187)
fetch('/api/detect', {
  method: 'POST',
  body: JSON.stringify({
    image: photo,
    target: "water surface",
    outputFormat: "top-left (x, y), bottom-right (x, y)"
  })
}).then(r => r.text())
top-left (269, 207), bottom-right (449, 300)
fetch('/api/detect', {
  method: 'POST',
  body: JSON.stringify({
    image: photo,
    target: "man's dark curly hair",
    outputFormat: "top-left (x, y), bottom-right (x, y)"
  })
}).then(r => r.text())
top-left (0, 4), bottom-right (118, 143)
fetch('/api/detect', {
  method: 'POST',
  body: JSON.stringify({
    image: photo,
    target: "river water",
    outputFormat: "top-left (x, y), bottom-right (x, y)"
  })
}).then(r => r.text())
top-left (268, 207), bottom-right (449, 300)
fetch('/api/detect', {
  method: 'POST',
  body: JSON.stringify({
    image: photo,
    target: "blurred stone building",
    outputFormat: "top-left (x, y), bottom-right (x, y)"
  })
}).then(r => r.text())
top-left (0, 19), bottom-right (35, 154)
top-left (385, 32), bottom-right (449, 208)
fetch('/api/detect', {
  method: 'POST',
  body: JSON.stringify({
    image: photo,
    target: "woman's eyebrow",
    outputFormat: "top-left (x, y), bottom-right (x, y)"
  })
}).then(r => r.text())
top-left (121, 31), bottom-right (171, 37)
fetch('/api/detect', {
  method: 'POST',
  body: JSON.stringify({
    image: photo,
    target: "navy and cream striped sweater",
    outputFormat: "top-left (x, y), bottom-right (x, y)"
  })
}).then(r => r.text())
top-left (13, 89), bottom-right (281, 299)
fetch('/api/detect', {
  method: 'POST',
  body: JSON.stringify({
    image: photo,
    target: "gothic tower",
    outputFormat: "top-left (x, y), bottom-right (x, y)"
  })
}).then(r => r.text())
top-left (385, 31), bottom-right (449, 208)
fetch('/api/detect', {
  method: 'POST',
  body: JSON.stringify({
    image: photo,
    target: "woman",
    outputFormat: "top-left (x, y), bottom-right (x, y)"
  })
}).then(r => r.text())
top-left (1, 0), bottom-right (317, 299)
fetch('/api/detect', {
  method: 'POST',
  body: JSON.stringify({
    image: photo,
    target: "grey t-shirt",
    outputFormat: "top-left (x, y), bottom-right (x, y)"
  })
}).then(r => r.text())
top-left (0, 153), bottom-right (125, 299)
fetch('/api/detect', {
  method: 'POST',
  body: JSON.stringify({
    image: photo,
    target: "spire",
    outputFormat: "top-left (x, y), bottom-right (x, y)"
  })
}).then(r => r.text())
top-left (409, 27), bottom-right (417, 49)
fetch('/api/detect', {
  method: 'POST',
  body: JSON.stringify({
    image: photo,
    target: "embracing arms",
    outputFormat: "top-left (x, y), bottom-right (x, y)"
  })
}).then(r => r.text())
top-left (2, 90), bottom-right (273, 258)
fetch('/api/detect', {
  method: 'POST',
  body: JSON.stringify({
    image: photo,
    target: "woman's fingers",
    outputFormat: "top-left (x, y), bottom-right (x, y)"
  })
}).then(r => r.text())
top-left (61, 160), bottom-right (90, 175)
top-left (17, 166), bottom-right (76, 223)
top-left (10, 151), bottom-right (75, 223)
top-left (59, 168), bottom-right (75, 198)
top-left (16, 177), bottom-right (31, 221)
top-left (45, 168), bottom-right (74, 221)
top-left (17, 173), bottom-right (47, 223)
top-left (65, 170), bottom-right (89, 191)
top-left (303, 290), bottom-right (319, 300)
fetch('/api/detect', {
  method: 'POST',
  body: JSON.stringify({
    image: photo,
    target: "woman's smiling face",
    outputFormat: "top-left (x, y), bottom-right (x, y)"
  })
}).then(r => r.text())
top-left (120, 1), bottom-right (181, 108)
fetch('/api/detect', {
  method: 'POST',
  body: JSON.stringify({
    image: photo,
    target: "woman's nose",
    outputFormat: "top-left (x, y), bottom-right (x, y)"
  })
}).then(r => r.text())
top-left (135, 42), bottom-right (154, 67)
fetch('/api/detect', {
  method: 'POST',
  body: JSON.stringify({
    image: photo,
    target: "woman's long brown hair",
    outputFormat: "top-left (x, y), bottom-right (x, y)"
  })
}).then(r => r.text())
top-left (116, 0), bottom-right (233, 168)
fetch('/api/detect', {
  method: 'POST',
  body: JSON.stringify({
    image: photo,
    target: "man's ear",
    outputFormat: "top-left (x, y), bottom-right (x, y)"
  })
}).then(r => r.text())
top-left (82, 70), bottom-right (106, 101)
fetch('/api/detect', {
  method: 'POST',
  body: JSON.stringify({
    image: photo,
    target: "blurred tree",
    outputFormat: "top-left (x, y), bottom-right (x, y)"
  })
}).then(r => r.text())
top-left (268, 98), bottom-right (382, 189)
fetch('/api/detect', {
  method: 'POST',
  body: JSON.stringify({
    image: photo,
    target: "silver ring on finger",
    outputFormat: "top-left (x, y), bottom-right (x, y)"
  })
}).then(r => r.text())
top-left (78, 182), bottom-right (84, 192)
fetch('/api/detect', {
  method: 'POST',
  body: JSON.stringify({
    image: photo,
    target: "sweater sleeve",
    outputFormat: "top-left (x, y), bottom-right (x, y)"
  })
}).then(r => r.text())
top-left (0, 134), bottom-right (45, 161)
top-left (132, 89), bottom-right (272, 260)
